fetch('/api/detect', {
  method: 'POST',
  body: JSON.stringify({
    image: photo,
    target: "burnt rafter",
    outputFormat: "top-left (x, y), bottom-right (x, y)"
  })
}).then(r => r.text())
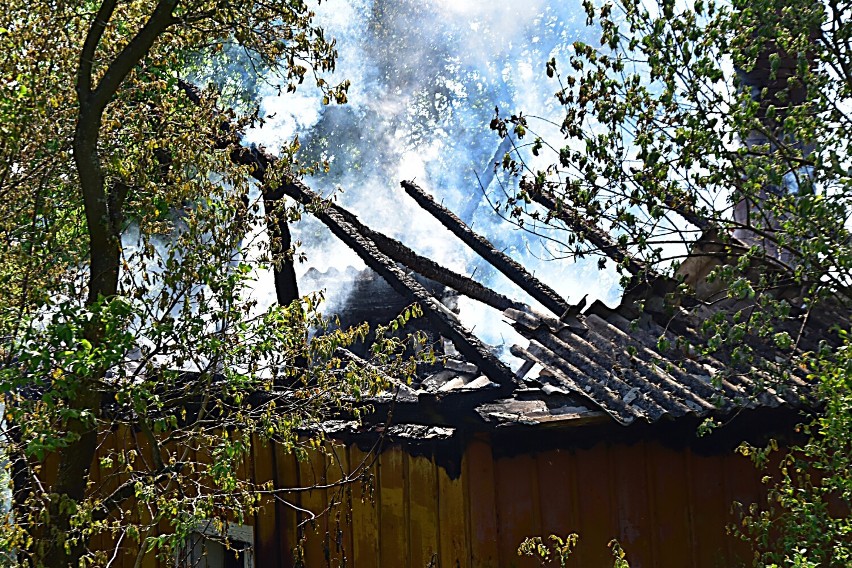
top-left (531, 187), bottom-right (647, 277)
top-left (177, 79), bottom-right (298, 305)
top-left (280, 178), bottom-right (518, 392)
top-left (662, 194), bottom-right (713, 232)
top-left (401, 180), bottom-right (573, 317)
top-left (307, 193), bottom-right (527, 313)
top-left (178, 82), bottom-right (527, 379)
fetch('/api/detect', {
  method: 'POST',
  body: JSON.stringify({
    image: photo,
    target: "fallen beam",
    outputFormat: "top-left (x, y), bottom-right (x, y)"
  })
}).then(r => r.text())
top-left (400, 180), bottom-right (572, 317)
top-left (282, 179), bottom-right (518, 391)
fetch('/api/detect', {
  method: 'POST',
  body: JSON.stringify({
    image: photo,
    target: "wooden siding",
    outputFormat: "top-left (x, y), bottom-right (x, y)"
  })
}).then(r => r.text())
top-left (79, 431), bottom-right (764, 567)
top-left (249, 435), bottom-right (763, 568)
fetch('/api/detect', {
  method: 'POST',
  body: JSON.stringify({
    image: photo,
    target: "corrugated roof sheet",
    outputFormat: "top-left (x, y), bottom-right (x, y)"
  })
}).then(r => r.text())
top-left (502, 302), bottom-right (812, 425)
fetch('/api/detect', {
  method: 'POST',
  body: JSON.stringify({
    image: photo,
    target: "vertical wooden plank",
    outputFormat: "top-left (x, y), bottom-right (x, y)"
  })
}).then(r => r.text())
top-left (100, 427), bottom-right (127, 566)
top-left (466, 437), bottom-right (499, 568)
top-left (192, 429), bottom-right (212, 501)
top-left (252, 435), bottom-right (280, 565)
top-left (646, 442), bottom-right (694, 568)
top-left (341, 448), bottom-right (356, 568)
top-left (151, 432), bottom-right (178, 568)
top-left (88, 430), bottom-right (106, 560)
top-left (686, 449), bottom-right (729, 568)
top-left (349, 445), bottom-right (380, 567)
top-left (724, 450), bottom-right (763, 565)
top-left (125, 445), bottom-right (148, 568)
top-left (611, 442), bottom-right (653, 567)
top-left (300, 446), bottom-right (330, 567)
top-left (493, 453), bottom-right (539, 568)
top-left (131, 426), bottom-right (154, 568)
top-left (573, 443), bottom-right (615, 567)
top-left (118, 436), bottom-right (144, 568)
top-left (407, 454), bottom-right (439, 568)
top-left (238, 431), bottom-right (256, 565)
top-left (324, 442), bottom-right (354, 567)
top-left (536, 449), bottom-right (581, 543)
top-left (437, 455), bottom-right (469, 568)
top-left (275, 443), bottom-right (301, 567)
top-left (379, 446), bottom-right (408, 568)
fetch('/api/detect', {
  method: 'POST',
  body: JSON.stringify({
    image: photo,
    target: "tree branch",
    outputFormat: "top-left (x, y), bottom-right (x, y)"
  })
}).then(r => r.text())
top-left (76, 0), bottom-right (119, 100)
top-left (90, 0), bottom-right (179, 110)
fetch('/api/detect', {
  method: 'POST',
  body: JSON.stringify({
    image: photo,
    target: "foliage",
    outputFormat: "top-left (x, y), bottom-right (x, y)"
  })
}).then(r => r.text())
top-left (734, 334), bottom-right (852, 567)
top-left (518, 534), bottom-right (579, 567)
top-left (493, 0), bottom-right (852, 564)
top-left (517, 534), bottom-right (631, 568)
top-left (0, 1), bottom-right (410, 566)
top-left (491, 0), bottom-right (852, 329)
top-left (608, 540), bottom-right (631, 568)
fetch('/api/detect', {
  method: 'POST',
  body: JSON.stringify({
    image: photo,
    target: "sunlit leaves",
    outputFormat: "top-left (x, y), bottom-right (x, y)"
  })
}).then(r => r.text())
top-left (0, 0), bottom-right (382, 565)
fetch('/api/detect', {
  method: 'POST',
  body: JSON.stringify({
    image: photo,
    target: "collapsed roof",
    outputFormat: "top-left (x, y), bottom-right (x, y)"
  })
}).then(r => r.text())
top-left (286, 176), bottom-right (822, 436)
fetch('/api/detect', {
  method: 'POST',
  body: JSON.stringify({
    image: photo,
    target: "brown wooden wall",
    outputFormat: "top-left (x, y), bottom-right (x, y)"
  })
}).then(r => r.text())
top-left (79, 430), bottom-right (764, 567)
top-left (251, 434), bottom-right (763, 568)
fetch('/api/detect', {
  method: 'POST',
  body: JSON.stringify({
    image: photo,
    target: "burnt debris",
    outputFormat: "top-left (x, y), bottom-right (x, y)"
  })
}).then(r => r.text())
top-left (176, 79), bottom-right (822, 442)
top-left (401, 180), bottom-right (573, 317)
top-left (281, 177), bottom-right (519, 392)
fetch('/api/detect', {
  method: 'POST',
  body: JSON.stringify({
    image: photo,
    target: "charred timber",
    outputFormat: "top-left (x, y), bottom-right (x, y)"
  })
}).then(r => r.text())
top-left (302, 195), bottom-right (527, 313)
top-left (282, 178), bottom-right (518, 392)
top-left (400, 180), bottom-right (572, 317)
top-left (178, 79), bottom-right (298, 305)
top-left (177, 81), bottom-right (518, 313)
top-left (360, 223), bottom-right (527, 313)
top-left (531, 188), bottom-right (646, 277)
top-left (227, 145), bottom-right (300, 306)
top-left (662, 195), bottom-right (713, 232)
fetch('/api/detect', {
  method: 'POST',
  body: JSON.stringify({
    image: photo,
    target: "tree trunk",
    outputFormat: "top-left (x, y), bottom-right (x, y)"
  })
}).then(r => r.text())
top-left (38, 97), bottom-right (119, 568)
top-left (35, 2), bottom-right (178, 565)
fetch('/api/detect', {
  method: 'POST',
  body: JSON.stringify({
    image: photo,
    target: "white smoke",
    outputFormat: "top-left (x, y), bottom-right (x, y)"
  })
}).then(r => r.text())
top-left (242, 0), bottom-right (619, 363)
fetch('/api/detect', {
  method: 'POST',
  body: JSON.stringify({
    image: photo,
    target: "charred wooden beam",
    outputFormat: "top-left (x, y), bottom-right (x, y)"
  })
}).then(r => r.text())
top-left (281, 178), bottom-right (518, 392)
top-left (310, 195), bottom-right (527, 313)
top-left (228, 145), bottom-right (299, 306)
top-left (531, 188), bottom-right (647, 277)
top-left (177, 82), bottom-right (522, 313)
top-left (662, 195), bottom-right (713, 232)
top-left (400, 180), bottom-right (572, 317)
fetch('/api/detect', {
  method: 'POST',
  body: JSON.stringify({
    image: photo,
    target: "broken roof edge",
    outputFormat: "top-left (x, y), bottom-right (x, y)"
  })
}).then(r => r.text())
top-left (314, 392), bottom-right (809, 476)
top-left (281, 177), bottom-right (822, 440)
top-left (502, 292), bottom-right (816, 429)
